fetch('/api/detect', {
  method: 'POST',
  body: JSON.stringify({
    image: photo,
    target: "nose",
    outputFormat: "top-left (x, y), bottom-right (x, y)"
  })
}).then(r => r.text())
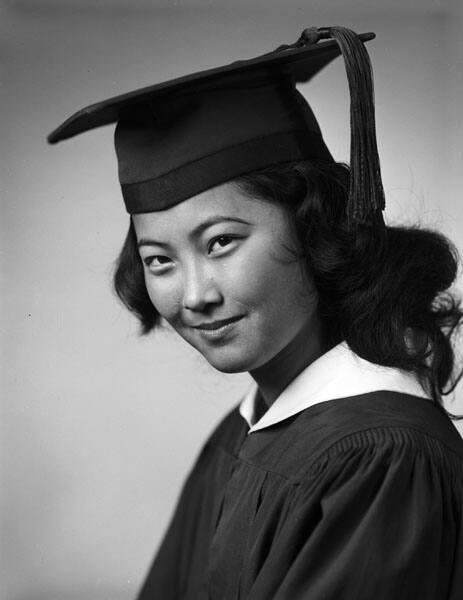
top-left (182, 262), bottom-right (223, 312)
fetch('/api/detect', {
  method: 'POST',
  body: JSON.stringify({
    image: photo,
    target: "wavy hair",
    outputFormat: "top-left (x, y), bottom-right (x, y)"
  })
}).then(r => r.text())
top-left (114, 160), bottom-right (463, 416)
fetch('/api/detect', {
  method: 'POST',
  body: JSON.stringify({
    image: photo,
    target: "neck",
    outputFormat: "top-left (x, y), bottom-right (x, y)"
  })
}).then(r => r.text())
top-left (250, 315), bottom-right (332, 408)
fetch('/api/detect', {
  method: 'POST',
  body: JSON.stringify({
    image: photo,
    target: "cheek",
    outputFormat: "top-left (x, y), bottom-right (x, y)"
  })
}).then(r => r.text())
top-left (231, 245), bottom-right (312, 316)
top-left (144, 275), bottom-right (182, 322)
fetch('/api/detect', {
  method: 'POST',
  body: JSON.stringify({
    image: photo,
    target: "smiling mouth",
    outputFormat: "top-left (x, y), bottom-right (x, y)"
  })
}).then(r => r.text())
top-left (193, 315), bottom-right (244, 332)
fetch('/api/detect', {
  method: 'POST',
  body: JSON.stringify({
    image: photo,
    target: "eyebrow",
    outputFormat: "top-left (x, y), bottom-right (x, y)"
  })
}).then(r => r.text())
top-left (137, 215), bottom-right (252, 248)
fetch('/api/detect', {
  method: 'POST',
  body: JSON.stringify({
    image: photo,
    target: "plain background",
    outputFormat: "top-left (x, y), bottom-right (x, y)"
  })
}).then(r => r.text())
top-left (2, 1), bottom-right (463, 599)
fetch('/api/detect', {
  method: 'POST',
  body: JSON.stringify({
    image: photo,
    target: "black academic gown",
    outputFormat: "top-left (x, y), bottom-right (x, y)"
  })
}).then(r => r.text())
top-left (137, 391), bottom-right (463, 600)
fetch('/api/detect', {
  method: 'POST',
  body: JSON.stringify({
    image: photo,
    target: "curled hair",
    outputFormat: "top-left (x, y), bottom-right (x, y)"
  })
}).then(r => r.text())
top-left (114, 220), bottom-right (159, 334)
top-left (113, 160), bottom-right (463, 415)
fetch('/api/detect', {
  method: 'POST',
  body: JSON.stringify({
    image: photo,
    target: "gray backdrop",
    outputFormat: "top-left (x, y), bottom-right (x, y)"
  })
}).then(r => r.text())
top-left (2, 1), bottom-right (463, 599)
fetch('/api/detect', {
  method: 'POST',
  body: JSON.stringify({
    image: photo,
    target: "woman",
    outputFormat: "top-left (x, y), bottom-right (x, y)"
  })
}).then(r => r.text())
top-left (48, 26), bottom-right (463, 599)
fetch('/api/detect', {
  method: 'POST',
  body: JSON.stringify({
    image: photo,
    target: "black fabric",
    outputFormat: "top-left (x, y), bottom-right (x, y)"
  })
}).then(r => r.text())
top-left (137, 392), bottom-right (463, 600)
top-left (47, 32), bottom-right (374, 144)
top-left (46, 29), bottom-right (377, 216)
top-left (114, 81), bottom-right (332, 213)
top-left (120, 131), bottom-right (331, 214)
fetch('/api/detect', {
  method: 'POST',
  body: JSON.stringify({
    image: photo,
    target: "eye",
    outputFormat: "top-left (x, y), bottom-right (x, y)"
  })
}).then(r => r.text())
top-left (142, 254), bottom-right (173, 272)
top-left (208, 235), bottom-right (236, 254)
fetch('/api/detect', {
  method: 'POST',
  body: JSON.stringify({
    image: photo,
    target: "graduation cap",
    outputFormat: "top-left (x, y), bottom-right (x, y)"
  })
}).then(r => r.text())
top-left (47, 26), bottom-right (385, 226)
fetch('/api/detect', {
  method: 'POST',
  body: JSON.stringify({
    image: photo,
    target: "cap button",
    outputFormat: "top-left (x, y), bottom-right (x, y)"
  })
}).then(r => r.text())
top-left (298, 27), bottom-right (321, 46)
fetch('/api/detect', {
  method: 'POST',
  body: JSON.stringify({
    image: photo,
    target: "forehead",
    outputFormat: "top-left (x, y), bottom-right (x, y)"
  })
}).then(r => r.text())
top-left (131, 182), bottom-right (286, 237)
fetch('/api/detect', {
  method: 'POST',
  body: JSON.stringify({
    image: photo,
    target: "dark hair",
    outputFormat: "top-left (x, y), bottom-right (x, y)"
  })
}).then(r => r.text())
top-left (114, 160), bottom-right (463, 416)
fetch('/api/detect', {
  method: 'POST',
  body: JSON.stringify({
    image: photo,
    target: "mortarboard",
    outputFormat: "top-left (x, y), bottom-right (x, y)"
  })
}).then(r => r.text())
top-left (47, 26), bottom-right (385, 226)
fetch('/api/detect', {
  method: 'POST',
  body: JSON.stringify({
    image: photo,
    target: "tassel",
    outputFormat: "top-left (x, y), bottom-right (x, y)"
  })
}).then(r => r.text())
top-left (322, 26), bottom-right (385, 227)
top-left (292, 26), bottom-right (386, 228)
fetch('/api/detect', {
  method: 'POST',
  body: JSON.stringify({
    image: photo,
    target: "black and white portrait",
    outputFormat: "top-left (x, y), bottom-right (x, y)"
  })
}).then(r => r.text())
top-left (3, 2), bottom-right (463, 599)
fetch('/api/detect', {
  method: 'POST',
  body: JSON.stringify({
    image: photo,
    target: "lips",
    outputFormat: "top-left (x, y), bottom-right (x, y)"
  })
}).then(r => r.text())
top-left (192, 315), bottom-right (244, 331)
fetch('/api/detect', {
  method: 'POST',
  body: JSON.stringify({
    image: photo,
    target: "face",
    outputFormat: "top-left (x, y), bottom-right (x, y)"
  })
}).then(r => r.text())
top-left (132, 183), bottom-right (319, 373)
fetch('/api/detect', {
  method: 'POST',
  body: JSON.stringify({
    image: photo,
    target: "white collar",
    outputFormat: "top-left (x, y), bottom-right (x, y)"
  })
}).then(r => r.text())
top-left (239, 342), bottom-right (430, 433)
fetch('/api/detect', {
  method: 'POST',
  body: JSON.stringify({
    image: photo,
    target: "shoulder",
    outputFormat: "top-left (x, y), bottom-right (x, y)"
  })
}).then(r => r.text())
top-left (177, 403), bottom-right (247, 496)
top-left (246, 391), bottom-right (463, 482)
top-left (295, 391), bottom-right (463, 481)
top-left (199, 402), bottom-right (248, 457)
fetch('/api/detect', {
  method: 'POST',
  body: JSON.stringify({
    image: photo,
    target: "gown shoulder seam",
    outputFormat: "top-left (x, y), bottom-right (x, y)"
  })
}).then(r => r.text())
top-left (300, 424), bottom-right (463, 481)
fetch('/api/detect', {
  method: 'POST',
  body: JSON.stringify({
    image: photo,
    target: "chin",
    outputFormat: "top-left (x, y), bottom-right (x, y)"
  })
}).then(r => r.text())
top-left (204, 356), bottom-right (252, 374)
top-left (199, 346), bottom-right (259, 374)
